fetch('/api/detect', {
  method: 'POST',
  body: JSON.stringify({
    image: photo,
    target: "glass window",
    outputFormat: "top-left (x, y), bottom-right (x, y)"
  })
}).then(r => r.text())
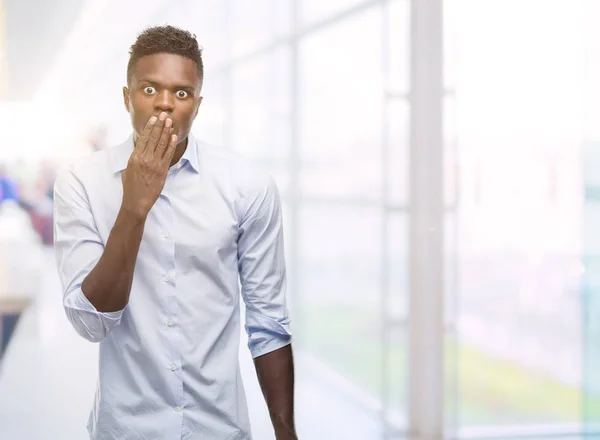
top-left (298, 6), bottom-right (383, 200)
top-left (231, 0), bottom-right (293, 57)
top-left (383, 213), bottom-right (409, 421)
top-left (581, 0), bottom-right (600, 431)
top-left (386, 214), bottom-right (409, 322)
top-left (386, 99), bottom-right (409, 206)
top-left (298, 205), bottom-right (383, 390)
top-left (386, 0), bottom-right (410, 95)
top-left (231, 48), bottom-right (292, 194)
top-left (300, 0), bottom-right (369, 26)
top-left (296, 205), bottom-right (407, 430)
top-left (444, 0), bottom-right (459, 91)
top-left (191, 74), bottom-right (227, 148)
top-left (446, 0), bottom-right (589, 433)
top-left (582, 0), bottom-right (600, 142)
top-left (184, 0), bottom-right (231, 68)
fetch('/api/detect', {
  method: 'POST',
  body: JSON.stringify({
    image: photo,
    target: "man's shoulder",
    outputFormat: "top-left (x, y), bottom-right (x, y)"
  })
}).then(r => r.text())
top-left (56, 144), bottom-right (124, 192)
top-left (56, 139), bottom-right (129, 181)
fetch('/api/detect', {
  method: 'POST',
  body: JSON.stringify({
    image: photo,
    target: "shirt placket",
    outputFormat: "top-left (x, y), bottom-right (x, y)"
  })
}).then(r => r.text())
top-left (159, 181), bottom-right (184, 438)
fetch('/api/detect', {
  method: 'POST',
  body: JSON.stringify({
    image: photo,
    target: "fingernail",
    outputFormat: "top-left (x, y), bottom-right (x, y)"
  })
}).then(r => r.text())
top-left (149, 116), bottom-right (157, 124)
top-left (159, 112), bottom-right (167, 121)
top-left (165, 118), bottom-right (172, 128)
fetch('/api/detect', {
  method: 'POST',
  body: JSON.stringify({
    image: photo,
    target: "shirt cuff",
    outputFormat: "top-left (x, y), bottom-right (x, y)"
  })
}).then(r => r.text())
top-left (63, 286), bottom-right (124, 342)
top-left (246, 309), bottom-right (292, 358)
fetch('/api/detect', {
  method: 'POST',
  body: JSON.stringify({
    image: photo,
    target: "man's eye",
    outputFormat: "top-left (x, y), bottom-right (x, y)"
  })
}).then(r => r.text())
top-left (143, 86), bottom-right (156, 94)
top-left (176, 90), bottom-right (189, 99)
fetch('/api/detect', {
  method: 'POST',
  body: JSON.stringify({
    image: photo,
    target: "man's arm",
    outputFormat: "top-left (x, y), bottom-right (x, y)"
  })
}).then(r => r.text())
top-left (53, 166), bottom-right (123, 342)
top-left (79, 207), bottom-right (146, 312)
top-left (83, 114), bottom-right (177, 311)
top-left (254, 344), bottom-right (297, 439)
top-left (54, 114), bottom-right (177, 338)
top-left (237, 173), bottom-right (296, 439)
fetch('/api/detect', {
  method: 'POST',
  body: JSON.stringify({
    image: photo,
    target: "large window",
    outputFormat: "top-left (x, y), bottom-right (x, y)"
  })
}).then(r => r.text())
top-left (582, 0), bottom-right (600, 431)
top-left (446, 0), bottom-right (595, 436)
top-left (298, 6), bottom-right (383, 200)
top-left (36, 0), bottom-right (600, 438)
top-left (299, 0), bottom-right (371, 26)
top-left (231, 48), bottom-right (292, 194)
top-left (231, 0), bottom-right (292, 57)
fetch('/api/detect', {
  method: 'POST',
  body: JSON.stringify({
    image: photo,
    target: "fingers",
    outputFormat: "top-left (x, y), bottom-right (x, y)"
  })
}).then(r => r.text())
top-left (134, 115), bottom-right (158, 155)
top-left (154, 116), bottom-right (173, 155)
top-left (162, 134), bottom-right (179, 164)
top-left (134, 113), bottom-right (176, 165)
top-left (144, 112), bottom-right (167, 156)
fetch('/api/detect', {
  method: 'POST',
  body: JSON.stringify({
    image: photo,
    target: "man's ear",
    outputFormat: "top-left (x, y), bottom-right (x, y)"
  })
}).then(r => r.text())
top-left (123, 87), bottom-right (130, 113)
top-left (193, 96), bottom-right (203, 119)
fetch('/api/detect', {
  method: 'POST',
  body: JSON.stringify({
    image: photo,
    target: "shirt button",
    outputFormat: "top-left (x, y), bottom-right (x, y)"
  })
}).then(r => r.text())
top-left (163, 232), bottom-right (170, 239)
top-left (170, 365), bottom-right (177, 371)
top-left (162, 276), bottom-right (169, 283)
top-left (167, 320), bottom-right (173, 327)
top-left (174, 407), bottom-right (181, 412)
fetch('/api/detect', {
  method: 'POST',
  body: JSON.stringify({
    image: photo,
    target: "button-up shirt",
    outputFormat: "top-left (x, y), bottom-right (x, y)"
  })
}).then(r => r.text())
top-left (53, 133), bottom-right (292, 440)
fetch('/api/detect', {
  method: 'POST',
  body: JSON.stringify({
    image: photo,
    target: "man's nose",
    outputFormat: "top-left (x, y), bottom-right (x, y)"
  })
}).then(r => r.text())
top-left (154, 90), bottom-right (175, 112)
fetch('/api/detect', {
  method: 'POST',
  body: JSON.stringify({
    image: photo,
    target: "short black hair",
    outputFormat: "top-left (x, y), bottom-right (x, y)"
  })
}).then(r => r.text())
top-left (127, 25), bottom-right (204, 85)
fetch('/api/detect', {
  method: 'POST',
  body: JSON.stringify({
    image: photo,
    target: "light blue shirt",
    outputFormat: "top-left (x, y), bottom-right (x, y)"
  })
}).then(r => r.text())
top-left (53, 133), bottom-right (292, 440)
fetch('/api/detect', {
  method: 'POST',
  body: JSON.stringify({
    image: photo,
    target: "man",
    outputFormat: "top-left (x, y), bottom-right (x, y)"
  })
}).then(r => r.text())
top-left (53, 25), bottom-right (296, 440)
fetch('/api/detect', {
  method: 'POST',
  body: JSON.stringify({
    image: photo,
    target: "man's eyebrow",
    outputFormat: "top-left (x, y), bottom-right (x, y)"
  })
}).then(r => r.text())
top-left (137, 78), bottom-right (196, 90)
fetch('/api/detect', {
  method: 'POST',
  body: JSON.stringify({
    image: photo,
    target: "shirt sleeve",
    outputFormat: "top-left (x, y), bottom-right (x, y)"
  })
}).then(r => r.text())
top-left (237, 173), bottom-right (292, 358)
top-left (53, 166), bottom-right (124, 343)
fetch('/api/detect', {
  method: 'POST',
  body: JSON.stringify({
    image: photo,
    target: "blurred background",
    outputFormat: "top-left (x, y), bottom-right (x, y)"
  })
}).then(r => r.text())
top-left (0, 0), bottom-right (599, 439)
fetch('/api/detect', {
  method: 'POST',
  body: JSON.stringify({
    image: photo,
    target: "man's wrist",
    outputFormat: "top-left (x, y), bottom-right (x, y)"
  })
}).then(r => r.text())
top-left (274, 429), bottom-right (298, 440)
top-left (118, 203), bottom-right (148, 225)
top-left (272, 415), bottom-right (297, 439)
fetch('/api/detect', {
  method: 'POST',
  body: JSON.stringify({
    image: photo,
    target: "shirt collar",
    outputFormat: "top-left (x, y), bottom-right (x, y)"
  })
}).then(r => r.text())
top-left (180, 132), bottom-right (200, 173)
top-left (111, 132), bottom-right (200, 174)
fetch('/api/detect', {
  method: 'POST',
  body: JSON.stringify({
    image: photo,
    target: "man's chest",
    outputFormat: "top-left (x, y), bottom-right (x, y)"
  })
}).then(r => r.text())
top-left (142, 192), bottom-right (239, 267)
top-left (89, 173), bottom-right (240, 263)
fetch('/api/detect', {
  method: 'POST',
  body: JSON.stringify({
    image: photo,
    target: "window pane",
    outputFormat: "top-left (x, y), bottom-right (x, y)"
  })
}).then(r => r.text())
top-left (582, 1), bottom-right (600, 427)
top-left (386, 0), bottom-right (410, 95)
top-left (383, 323), bottom-right (408, 431)
top-left (231, 48), bottom-right (292, 194)
top-left (296, 205), bottom-right (408, 432)
top-left (448, 0), bottom-right (588, 433)
top-left (299, 7), bottom-right (382, 200)
top-left (232, 0), bottom-right (292, 57)
top-left (583, 0), bottom-right (600, 141)
top-left (582, 142), bottom-right (600, 430)
top-left (178, 0), bottom-right (231, 68)
top-left (386, 99), bottom-right (409, 206)
top-left (300, 0), bottom-right (368, 26)
top-left (298, 205), bottom-right (382, 399)
top-left (444, 0), bottom-right (459, 91)
top-left (383, 213), bottom-right (409, 421)
top-left (191, 75), bottom-right (227, 148)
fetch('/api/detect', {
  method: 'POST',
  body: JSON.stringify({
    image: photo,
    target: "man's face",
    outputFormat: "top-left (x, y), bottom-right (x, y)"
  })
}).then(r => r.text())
top-left (123, 53), bottom-right (203, 145)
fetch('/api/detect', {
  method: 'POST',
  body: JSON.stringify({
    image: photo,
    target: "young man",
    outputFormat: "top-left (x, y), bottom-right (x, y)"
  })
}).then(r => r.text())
top-left (53, 25), bottom-right (296, 440)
